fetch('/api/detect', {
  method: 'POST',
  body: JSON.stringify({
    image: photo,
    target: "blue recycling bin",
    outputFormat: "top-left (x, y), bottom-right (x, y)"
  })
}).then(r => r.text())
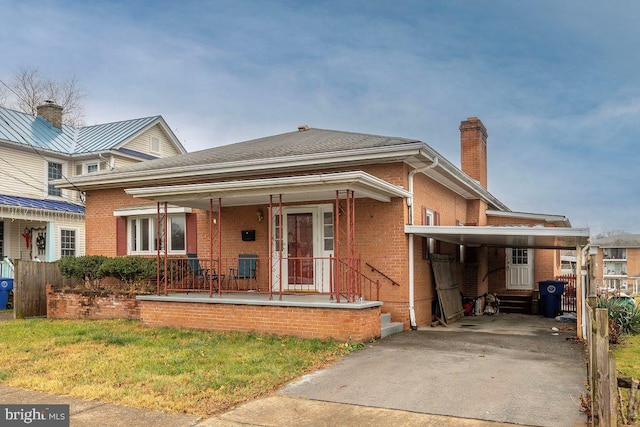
top-left (538, 280), bottom-right (566, 318)
top-left (0, 278), bottom-right (13, 310)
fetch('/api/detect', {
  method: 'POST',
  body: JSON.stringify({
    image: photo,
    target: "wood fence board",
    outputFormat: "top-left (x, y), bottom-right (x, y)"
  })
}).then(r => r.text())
top-left (14, 261), bottom-right (69, 318)
top-left (430, 254), bottom-right (464, 325)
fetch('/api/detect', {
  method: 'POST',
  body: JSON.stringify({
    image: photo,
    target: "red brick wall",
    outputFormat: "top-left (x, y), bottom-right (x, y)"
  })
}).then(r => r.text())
top-left (460, 117), bottom-right (488, 189)
top-left (46, 285), bottom-right (141, 319)
top-left (139, 300), bottom-right (381, 342)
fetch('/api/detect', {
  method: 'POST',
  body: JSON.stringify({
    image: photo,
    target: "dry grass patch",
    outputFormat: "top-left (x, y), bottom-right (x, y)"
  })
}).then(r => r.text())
top-left (0, 318), bottom-right (363, 415)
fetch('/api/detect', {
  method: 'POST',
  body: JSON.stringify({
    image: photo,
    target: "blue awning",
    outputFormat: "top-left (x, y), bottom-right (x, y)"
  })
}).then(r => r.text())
top-left (0, 194), bottom-right (85, 214)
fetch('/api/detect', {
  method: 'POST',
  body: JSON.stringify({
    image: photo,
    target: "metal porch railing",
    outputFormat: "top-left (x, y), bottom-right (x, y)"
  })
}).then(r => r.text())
top-left (557, 274), bottom-right (577, 313)
top-left (155, 255), bottom-right (396, 302)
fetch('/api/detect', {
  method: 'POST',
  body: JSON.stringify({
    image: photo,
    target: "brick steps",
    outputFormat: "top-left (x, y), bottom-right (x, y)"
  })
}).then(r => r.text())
top-left (497, 295), bottom-right (533, 314)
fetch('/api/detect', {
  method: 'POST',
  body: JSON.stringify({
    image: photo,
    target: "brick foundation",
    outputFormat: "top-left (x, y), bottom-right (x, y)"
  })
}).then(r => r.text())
top-left (139, 299), bottom-right (381, 342)
top-left (46, 285), bottom-right (141, 320)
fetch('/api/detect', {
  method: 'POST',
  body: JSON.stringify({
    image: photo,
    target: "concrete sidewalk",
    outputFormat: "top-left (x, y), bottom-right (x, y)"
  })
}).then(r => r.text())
top-left (1, 385), bottom-right (520, 426)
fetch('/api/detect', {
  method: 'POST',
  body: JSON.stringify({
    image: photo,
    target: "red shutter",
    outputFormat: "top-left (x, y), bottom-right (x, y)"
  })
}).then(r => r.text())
top-left (116, 217), bottom-right (127, 256)
top-left (186, 213), bottom-right (198, 255)
top-left (434, 211), bottom-right (441, 226)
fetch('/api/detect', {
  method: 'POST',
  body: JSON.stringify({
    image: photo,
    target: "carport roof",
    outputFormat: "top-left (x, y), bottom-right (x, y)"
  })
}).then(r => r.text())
top-left (405, 225), bottom-right (590, 249)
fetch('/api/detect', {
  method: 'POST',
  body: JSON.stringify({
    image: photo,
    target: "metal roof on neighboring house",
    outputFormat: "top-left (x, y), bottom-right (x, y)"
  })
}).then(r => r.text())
top-left (76, 116), bottom-right (161, 153)
top-left (0, 105), bottom-right (166, 155)
top-left (0, 194), bottom-right (85, 214)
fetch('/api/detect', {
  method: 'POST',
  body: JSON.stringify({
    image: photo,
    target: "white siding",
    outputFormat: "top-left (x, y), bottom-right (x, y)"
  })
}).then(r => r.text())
top-left (1, 217), bottom-right (85, 261)
top-left (1, 147), bottom-right (52, 200)
top-left (121, 124), bottom-right (181, 158)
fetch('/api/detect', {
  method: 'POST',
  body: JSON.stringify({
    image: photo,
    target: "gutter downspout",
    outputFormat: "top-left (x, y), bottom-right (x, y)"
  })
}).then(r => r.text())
top-left (407, 157), bottom-right (439, 330)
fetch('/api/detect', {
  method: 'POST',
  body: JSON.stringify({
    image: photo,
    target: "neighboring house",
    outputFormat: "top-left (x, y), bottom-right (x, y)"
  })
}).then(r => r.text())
top-left (0, 102), bottom-right (186, 266)
top-left (590, 233), bottom-right (640, 294)
top-left (60, 118), bottom-right (589, 341)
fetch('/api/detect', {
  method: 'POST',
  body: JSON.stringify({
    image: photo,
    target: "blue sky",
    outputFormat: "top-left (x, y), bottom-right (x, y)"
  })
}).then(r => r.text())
top-left (2, 1), bottom-right (639, 236)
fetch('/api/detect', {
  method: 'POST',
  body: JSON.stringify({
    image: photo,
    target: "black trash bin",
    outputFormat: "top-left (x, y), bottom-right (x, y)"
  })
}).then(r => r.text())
top-left (538, 280), bottom-right (567, 318)
top-left (0, 278), bottom-right (13, 310)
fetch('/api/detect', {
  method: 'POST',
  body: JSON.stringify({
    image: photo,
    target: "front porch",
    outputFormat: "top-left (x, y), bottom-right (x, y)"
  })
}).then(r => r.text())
top-left (137, 292), bottom-right (383, 342)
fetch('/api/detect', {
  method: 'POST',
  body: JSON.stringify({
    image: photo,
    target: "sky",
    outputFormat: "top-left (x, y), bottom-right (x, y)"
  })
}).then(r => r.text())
top-left (2, 0), bottom-right (639, 236)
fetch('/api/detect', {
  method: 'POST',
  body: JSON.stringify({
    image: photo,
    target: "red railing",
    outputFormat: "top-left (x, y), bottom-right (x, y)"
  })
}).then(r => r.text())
top-left (557, 274), bottom-right (577, 313)
top-left (156, 255), bottom-right (395, 302)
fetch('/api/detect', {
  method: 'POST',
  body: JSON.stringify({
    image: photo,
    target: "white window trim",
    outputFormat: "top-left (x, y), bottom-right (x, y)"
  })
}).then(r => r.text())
top-left (150, 136), bottom-right (161, 154)
top-left (457, 220), bottom-right (465, 263)
top-left (44, 158), bottom-right (67, 198)
top-left (60, 226), bottom-right (79, 258)
top-left (114, 206), bottom-right (191, 217)
top-left (84, 161), bottom-right (99, 174)
top-left (425, 209), bottom-right (435, 254)
top-left (127, 213), bottom-right (186, 255)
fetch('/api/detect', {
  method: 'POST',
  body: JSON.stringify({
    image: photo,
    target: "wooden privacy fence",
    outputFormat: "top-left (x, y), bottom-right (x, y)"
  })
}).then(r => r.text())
top-left (586, 300), bottom-right (617, 426)
top-left (586, 297), bottom-right (640, 426)
top-left (13, 260), bottom-right (71, 318)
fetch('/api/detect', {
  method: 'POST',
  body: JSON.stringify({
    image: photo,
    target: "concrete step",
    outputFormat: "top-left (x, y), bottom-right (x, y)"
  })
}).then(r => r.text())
top-left (380, 313), bottom-right (403, 338)
top-left (380, 312), bottom-right (392, 325)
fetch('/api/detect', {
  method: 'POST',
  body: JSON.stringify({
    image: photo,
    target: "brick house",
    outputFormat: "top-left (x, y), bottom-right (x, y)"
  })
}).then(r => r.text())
top-left (60, 118), bottom-right (589, 341)
top-left (589, 233), bottom-right (640, 295)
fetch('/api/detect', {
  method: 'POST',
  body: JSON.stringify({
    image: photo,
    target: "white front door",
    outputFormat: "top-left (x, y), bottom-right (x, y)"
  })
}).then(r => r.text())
top-left (506, 248), bottom-right (534, 290)
top-left (271, 204), bottom-right (333, 292)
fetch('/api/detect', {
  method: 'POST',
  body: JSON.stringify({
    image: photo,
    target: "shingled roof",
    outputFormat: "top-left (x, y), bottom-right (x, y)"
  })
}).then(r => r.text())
top-left (88, 127), bottom-right (423, 174)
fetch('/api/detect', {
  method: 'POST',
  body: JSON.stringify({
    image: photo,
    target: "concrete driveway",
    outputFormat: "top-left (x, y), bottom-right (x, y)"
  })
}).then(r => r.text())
top-left (279, 313), bottom-right (588, 427)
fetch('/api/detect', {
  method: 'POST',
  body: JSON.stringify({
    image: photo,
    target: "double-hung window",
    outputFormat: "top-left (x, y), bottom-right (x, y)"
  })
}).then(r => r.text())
top-left (60, 229), bottom-right (77, 257)
top-left (128, 214), bottom-right (185, 254)
top-left (48, 161), bottom-right (63, 196)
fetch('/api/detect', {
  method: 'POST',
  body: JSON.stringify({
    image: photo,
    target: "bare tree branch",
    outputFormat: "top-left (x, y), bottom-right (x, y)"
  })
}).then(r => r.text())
top-left (0, 67), bottom-right (86, 126)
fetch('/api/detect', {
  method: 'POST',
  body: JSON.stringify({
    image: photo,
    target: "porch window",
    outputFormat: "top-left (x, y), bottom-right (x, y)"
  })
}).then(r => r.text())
top-left (47, 161), bottom-right (63, 196)
top-left (128, 214), bottom-right (185, 254)
top-left (323, 211), bottom-right (334, 251)
top-left (60, 229), bottom-right (76, 257)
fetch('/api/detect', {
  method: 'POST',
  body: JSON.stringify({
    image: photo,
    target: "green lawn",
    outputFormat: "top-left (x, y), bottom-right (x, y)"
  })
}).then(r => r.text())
top-left (0, 315), bottom-right (362, 415)
top-left (614, 333), bottom-right (640, 378)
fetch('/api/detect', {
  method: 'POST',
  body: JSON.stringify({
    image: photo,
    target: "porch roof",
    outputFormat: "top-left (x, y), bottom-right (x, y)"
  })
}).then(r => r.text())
top-left (125, 171), bottom-right (413, 208)
top-left (404, 225), bottom-right (590, 249)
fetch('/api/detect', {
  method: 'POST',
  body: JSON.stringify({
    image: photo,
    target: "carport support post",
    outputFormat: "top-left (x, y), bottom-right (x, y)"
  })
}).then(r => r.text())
top-left (576, 244), bottom-right (584, 339)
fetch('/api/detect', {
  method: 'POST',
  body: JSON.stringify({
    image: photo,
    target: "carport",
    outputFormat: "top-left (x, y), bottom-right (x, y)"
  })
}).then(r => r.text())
top-left (405, 224), bottom-right (590, 337)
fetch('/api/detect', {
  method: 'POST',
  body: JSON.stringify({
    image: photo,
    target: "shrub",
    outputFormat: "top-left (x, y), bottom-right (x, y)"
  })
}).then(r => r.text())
top-left (597, 297), bottom-right (640, 342)
top-left (58, 256), bottom-right (108, 283)
top-left (97, 256), bottom-right (156, 285)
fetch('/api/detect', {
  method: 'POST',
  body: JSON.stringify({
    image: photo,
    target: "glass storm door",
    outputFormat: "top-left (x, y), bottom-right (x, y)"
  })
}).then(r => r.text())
top-left (287, 213), bottom-right (314, 285)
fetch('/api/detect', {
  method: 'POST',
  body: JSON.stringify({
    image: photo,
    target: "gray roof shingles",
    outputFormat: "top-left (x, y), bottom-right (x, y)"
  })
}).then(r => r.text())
top-left (98, 128), bottom-right (422, 174)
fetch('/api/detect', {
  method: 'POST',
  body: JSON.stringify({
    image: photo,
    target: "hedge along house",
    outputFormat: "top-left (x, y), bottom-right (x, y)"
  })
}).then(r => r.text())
top-left (59, 118), bottom-right (590, 341)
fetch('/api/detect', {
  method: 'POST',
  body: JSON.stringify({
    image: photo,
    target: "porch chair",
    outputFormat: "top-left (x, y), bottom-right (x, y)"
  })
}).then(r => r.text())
top-left (187, 253), bottom-right (221, 290)
top-left (229, 254), bottom-right (258, 291)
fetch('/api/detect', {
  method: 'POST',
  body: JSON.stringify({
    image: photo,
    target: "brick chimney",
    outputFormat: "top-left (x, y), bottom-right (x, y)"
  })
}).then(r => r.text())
top-left (36, 100), bottom-right (63, 129)
top-left (460, 117), bottom-right (488, 189)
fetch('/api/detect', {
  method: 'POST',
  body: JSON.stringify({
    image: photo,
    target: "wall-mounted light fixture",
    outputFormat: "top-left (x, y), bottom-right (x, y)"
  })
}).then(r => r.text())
top-left (256, 209), bottom-right (264, 223)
